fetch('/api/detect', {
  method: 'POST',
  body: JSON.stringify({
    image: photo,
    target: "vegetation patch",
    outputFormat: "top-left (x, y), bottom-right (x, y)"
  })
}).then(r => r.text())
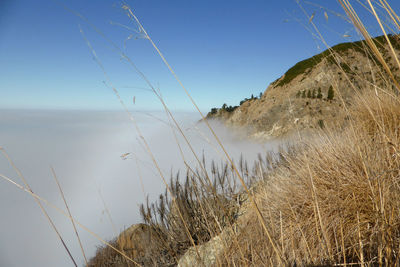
top-left (207, 92), bottom-right (262, 117)
top-left (276, 34), bottom-right (400, 87)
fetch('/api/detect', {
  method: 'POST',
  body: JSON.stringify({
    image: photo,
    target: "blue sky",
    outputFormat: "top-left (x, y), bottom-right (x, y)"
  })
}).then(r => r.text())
top-left (1, 0), bottom-right (399, 111)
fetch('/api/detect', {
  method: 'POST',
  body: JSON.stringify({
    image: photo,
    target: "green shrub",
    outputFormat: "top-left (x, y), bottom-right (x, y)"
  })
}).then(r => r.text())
top-left (317, 119), bottom-right (325, 129)
top-left (327, 85), bottom-right (334, 100)
top-left (340, 62), bottom-right (353, 74)
top-left (210, 108), bottom-right (217, 115)
top-left (225, 105), bottom-right (238, 112)
top-left (317, 87), bottom-right (323, 99)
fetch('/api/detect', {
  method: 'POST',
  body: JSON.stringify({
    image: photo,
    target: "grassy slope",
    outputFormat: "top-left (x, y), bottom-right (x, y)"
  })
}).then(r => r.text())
top-left (219, 91), bottom-right (400, 265)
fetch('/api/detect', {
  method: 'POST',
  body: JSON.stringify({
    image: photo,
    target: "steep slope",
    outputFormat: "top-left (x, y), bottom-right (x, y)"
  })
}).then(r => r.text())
top-left (207, 35), bottom-right (400, 139)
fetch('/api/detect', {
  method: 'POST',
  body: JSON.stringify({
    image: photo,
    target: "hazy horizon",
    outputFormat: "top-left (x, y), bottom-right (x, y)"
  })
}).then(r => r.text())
top-left (0, 109), bottom-right (281, 266)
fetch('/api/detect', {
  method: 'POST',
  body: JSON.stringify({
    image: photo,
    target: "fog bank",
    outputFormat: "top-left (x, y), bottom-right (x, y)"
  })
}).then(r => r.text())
top-left (0, 109), bottom-right (280, 266)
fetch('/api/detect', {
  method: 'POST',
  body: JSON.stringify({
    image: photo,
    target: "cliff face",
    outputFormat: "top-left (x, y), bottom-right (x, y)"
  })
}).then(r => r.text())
top-left (207, 35), bottom-right (400, 139)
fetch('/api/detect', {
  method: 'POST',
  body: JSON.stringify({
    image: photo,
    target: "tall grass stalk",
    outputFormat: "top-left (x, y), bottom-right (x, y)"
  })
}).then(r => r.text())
top-left (78, 21), bottom-right (204, 262)
top-left (0, 148), bottom-right (78, 267)
top-left (97, 187), bottom-right (118, 237)
top-left (211, 1), bottom-right (400, 266)
top-left (51, 167), bottom-right (89, 267)
top-left (76, 6), bottom-right (254, 264)
top-left (340, 0), bottom-right (400, 91)
top-left (124, 6), bottom-right (285, 263)
top-left (0, 172), bottom-right (141, 266)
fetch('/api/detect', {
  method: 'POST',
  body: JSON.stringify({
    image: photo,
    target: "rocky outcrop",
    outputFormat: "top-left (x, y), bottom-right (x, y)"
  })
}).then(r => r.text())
top-left (177, 228), bottom-right (231, 267)
top-left (116, 223), bottom-right (154, 260)
top-left (177, 192), bottom-right (251, 267)
top-left (88, 223), bottom-right (156, 267)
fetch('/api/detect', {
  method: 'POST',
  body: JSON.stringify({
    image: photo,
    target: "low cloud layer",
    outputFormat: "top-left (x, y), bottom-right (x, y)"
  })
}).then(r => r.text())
top-left (0, 110), bottom-right (280, 266)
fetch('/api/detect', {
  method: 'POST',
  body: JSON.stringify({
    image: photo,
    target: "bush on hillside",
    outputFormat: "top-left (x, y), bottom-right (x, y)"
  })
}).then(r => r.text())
top-left (317, 88), bottom-right (323, 99)
top-left (327, 86), bottom-right (334, 100)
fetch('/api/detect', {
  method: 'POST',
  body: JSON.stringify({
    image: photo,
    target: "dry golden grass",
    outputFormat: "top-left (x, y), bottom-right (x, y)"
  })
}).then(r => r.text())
top-left (218, 89), bottom-right (400, 266)
top-left (214, 2), bottom-right (400, 264)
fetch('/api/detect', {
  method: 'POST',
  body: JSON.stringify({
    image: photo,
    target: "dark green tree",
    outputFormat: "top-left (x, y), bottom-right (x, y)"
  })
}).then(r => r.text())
top-left (317, 88), bottom-right (323, 99)
top-left (222, 103), bottom-right (227, 110)
top-left (327, 86), bottom-right (334, 100)
top-left (226, 105), bottom-right (237, 112)
top-left (318, 119), bottom-right (325, 129)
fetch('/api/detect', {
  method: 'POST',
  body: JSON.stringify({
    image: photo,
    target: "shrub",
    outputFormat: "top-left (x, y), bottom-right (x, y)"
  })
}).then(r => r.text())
top-left (136, 158), bottom-right (258, 265)
top-left (327, 86), bottom-right (334, 100)
top-left (317, 119), bottom-right (324, 129)
top-left (225, 105), bottom-right (238, 112)
top-left (317, 87), bottom-right (323, 99)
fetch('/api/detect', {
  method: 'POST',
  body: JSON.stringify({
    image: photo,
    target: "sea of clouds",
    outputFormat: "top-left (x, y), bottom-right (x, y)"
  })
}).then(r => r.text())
top-left (0, 109), bottom-right (280, 266)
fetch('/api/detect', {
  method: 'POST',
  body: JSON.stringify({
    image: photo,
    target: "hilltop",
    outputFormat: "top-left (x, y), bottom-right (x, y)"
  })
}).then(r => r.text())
top-left (207, 34), bottom-right (400, 139)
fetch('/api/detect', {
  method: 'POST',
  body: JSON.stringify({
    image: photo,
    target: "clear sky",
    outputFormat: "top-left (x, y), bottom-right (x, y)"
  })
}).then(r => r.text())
top-left (1, 0), bottom-right (399, 111)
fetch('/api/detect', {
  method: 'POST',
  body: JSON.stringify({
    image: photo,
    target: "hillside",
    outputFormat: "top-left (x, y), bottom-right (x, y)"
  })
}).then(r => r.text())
top-left (88, 33), bottom-right (400, 266)
top-left (207, 34), bottom-right (400, 139)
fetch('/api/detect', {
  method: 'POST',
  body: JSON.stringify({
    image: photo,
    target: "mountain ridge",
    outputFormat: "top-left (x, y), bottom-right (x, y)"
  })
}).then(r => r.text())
top-left (206, 34), bottom-right (400, 139)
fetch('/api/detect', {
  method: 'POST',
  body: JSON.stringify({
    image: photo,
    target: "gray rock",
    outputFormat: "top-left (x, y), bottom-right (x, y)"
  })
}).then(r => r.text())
top-left (178, 229), bottom-right (231, 267)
